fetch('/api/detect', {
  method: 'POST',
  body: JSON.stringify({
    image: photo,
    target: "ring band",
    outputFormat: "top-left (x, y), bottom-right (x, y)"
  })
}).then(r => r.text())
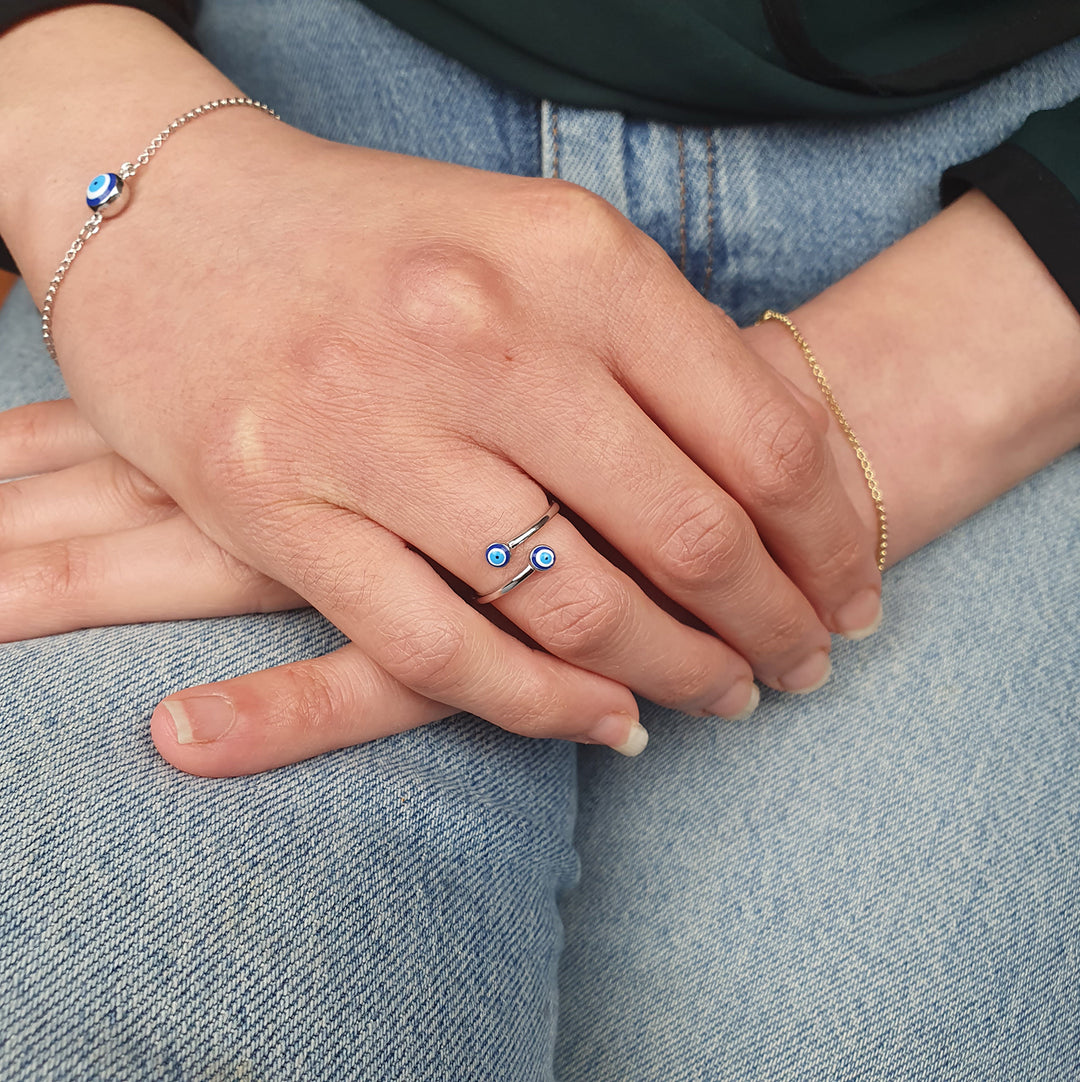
top-left (475, 545), bottom-right (558, 604)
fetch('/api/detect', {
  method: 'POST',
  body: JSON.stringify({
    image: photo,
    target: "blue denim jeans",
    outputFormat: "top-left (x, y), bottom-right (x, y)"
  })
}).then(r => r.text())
top-left (2, 2), bottom-right (1078, 1079)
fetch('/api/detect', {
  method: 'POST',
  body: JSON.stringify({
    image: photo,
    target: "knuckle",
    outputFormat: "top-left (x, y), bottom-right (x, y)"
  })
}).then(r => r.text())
top-left (2, 402), bottom-right (50, 454)
top-left (752, 607), bottom-right (812, 658)
top-left (656, 656), bottom-right (726, 709)
top-left (655, 493), bottom-right (752, 591)
top-left (745, 402), bottom-right (828, 509)
top-left (526, 571), bottom-right (634, 659)
top-left (815, 530), bottom-right (868, 583)
top-left (276, 662), bottom-right (344, 735)
top-left (521, 180), bottom-right (642, 278)
top-left (524, 179), bottom-right (625, 239)
top-left (383, 243), bottom-right (515, 349)
top-left (376, 611), bottom-right (471, 696)
top-left (191, 402), bottom-right (301, 530)
top-left (498, 682), bottom-right (569, 741)
top-left (17, 538), bottom-right (89, 602)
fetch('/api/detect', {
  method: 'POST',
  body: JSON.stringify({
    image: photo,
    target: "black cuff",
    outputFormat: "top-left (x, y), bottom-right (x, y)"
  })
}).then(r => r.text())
top-left (0, 238), bottom-right (15, 276)
top-left (942, 142), bottom-right (1080, 316)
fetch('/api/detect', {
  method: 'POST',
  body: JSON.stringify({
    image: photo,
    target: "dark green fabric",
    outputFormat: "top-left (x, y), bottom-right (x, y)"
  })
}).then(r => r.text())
top-left (362, 0), bottom-right (1080, 302)
top-left (360, 0), bottom-right (1078, 121)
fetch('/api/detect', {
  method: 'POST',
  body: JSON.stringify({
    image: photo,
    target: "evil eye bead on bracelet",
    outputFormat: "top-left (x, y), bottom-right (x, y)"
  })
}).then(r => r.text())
top-left (85, 172), bottom-right (130, 217)
top-left (41, 97), bottom-right (282, 365)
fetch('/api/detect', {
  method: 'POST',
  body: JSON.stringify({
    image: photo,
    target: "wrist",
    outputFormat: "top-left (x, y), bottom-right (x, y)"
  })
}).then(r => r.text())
top-left (0, 4), bottom-right (239, 295)
top-left (742, 191), bottom-right (1080, 565)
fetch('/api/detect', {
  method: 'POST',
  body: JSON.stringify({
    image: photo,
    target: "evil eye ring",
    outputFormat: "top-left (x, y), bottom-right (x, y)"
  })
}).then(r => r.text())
top-left (483, 501), bottom-right (559, 567)
top-left (475, 502), bottom-right (560, 605)
top-left (85, 172), bottom-right (130, 217)
top-left (475, 545), bottom-right (558, 604)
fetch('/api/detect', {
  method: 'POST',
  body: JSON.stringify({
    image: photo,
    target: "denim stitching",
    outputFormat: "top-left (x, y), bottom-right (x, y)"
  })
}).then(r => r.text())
top-left (704, 130), bottom-right (716, 299)
top-left (551, 104), bottom-right (561, 180)
top-left (677, 126), bottom-right (688, 275)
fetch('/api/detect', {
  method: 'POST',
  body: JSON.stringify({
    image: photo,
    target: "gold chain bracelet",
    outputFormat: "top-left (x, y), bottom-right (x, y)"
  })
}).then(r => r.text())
top-left (756, 310), bottom-right (888, 572)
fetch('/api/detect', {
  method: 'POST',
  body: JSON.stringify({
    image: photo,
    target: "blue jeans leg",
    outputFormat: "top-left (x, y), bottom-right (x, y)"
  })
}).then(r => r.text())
top-left (0, 4), bottom-right (576, 1079)
top-left (550, 35), bottom-right (1080, 1082)
top-left (3, 0), bottom-right (1079, 1076)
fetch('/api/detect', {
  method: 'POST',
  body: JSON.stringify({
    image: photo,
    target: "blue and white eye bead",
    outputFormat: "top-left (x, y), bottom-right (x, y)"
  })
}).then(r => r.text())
top-left (485, 543), bottom-right (511, 568)
top-left (85, 172), bottom-right (129, 217)
top-left (529, 545), bottom-right (556, 571)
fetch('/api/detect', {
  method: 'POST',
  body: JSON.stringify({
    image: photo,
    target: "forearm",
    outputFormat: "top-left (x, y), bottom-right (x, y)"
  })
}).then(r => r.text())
top-left (742, 190), bottom-right (1080, 566)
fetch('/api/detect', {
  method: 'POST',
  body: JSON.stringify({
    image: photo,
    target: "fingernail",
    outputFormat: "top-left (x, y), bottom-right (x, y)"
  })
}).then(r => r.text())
top-left (704, 681), bottom-right (759, 721)
top-left (778, 651), bottom-right (831, 693)
top-left (159, 696), bottom-right (236, 745)
top-left (834, 587), bottom-right (883, 641)
top-left (590, 712), bottom-right (649, 757)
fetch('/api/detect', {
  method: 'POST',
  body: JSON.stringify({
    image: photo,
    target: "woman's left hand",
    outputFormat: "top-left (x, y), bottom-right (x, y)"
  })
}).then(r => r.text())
top-left (0, 398), bottom-right (460, 776)
top-left (0, 398), bottom-right (304, 632)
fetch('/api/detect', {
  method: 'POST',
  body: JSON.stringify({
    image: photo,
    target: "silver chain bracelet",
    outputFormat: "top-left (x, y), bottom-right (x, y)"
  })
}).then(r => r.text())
top-left (41, 96), bottom-right (281, 364)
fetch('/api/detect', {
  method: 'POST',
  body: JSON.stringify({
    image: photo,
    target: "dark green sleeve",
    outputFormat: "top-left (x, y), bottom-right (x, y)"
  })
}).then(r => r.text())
top-left (942, 98), bottom-right (1080, 314)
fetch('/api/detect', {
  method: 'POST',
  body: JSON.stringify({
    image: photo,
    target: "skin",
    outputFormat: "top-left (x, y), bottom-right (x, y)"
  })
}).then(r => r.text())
top-left (2, 8), bottom-right (1079, 776)
top-left (0, 6), bottom-right (885, 750)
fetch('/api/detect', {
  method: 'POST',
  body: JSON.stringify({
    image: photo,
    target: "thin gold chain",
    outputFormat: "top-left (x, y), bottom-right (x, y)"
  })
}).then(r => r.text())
top-left (757, 310), bottom-right (888, 572)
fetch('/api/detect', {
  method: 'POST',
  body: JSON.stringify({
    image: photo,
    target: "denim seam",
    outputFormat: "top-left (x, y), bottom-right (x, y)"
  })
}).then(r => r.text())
top-left (551, 103), bottom-right (561, 180)
top-left (704, 129), bottom-right (716, 298)
top-left (677, 125), bottom-right (688, 276)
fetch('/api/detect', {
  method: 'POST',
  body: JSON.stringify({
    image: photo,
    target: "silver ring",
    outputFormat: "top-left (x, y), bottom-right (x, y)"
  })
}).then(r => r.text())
top-left (476, 501), bottom-right (560, 604)
top-left (475, 544), bottom-right (558, 604)
top-left (482, 501), bottom-right (559, 571)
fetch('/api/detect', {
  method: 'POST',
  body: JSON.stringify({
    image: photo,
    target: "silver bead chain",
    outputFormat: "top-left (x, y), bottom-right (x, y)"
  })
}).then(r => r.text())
top-left (41, 97), bottom-right (281, 364)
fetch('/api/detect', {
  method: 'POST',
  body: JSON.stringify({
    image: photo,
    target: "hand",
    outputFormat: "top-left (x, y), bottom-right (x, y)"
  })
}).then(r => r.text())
top-left (0, 399), bottom-right (303, 634)
top-left (60, 134), bottom-right (879, 724)
top-left (0, 398), bottom-right (458, 776)
top-left (2, 11), bottom-right (881, 756)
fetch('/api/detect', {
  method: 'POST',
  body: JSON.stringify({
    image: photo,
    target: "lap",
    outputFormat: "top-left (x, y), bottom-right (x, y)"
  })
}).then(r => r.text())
top-left (559, 451), bottom-right (1080, 1080)
top-left (0, 293), bottom-right (577, 1078)
top-left (550, 27), bottom-right (1080, 1081)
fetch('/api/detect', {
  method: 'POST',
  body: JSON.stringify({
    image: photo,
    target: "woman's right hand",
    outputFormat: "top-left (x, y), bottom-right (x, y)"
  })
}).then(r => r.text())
top-left (1, 9), bottom-right (881, 757)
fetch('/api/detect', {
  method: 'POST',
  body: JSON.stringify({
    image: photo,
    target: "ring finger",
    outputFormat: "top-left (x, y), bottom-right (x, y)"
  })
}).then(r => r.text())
top-left (317, 445), bottom-right (759, 720)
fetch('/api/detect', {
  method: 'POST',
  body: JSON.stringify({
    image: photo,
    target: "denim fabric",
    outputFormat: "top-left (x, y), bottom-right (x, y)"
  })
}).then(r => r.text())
top-left (1, 2), bottom-right (1078, 1079)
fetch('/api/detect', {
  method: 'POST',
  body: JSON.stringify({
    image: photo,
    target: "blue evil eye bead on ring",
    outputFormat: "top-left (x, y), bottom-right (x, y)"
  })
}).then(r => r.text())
top-left (529, 545), bottom-right (556, 571)
top-left (485, 543), bottom-right (511, 568)
top-left (85, 172), bottom-right (130, 218)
